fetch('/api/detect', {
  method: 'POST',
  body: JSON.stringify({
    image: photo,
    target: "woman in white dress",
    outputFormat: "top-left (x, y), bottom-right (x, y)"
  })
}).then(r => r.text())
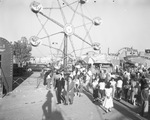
top-left (110, 78), bottom-right (116, 99)
top-left (103, 83), bottom-right (114, 113)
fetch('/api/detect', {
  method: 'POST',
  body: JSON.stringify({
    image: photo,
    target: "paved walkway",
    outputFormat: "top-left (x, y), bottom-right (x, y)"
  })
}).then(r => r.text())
top-left (0, 72), bottom-right (103, 120)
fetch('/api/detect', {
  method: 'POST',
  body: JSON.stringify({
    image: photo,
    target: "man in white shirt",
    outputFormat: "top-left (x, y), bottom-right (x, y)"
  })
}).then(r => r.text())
top-left (116, 77), bottom-right (123, 100)
top-left (98, 79), bottom-right (105, 101)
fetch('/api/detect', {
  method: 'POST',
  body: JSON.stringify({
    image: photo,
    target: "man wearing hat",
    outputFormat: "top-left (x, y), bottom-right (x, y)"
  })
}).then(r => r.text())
top-left (54, 70), bottom-right (65, 104)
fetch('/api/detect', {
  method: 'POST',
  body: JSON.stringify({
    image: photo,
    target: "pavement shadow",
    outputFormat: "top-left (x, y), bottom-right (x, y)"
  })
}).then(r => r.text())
top-left (42, 90), bottom-right (64, 120)
top-left (113, 102), bottom-right (144, 120)
top-left (115, 99), bottom-right (140, 113)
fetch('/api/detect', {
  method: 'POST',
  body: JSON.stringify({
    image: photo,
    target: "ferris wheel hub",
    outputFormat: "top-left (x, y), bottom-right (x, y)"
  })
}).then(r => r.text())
top-left (64, 24), bottom-right (75, 36)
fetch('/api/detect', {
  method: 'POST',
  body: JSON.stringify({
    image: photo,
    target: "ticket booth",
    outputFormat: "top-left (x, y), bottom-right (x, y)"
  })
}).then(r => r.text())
top-left (0, 37), bottom-right (13, 98)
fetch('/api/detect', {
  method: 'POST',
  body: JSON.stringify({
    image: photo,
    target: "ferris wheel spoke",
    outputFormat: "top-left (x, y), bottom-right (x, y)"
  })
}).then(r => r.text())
top-left (44, 7), bottom-right (60, 10)
top-left (83, 24), bottom-right (93, 44)
top-left (36, 19), bottom-right (48, 36)
top-left (70, 1), bottom-right (80, 24)
top-left (62, 0), bottom-right (93, 22)
top-left (42, 43), bottom-right (63, 53)
top-left (39, 12), bottom-right (64, 28)
top-left (56, 38), bottom-right (64, 60)
top-left (36, 7), bottom-right (53, 36)
top-left (36, 14), bottom-right (51, 40)
top-left (44, 1), bottom-right (78, 10)
top-left (69, 36), bottom-right (77, 58)
top-left (57, 0), bottom-right (67, 24)
top-left (70, 46), bottom-right (91, 54)
top-left (80, 5), bottom-right (93, 44)
top-left (62, 0), bottom-right (78, 8)
top-left (73, 33), bottom-right (92, 47)
top-left (36, 14), bottom-right (54, 57)
top-left (74, 22), bottom-right (92, 29)
top-left (39, 31), bottom-right (64, 40)
top-left (80, 38), bottom-right (85, 56)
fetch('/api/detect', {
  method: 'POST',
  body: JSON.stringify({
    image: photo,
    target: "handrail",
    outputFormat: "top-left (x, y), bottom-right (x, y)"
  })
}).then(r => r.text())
top-left (13, 77), bottom-right (24, 85)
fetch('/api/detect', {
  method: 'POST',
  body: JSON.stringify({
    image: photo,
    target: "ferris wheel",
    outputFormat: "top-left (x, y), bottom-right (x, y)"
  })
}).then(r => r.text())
top-left (29, 0), bottom-right (101, 68)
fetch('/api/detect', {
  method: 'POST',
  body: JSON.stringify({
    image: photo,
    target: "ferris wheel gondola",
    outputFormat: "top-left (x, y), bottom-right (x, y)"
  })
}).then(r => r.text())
top-left (29, 36), bottom-right (42, 47)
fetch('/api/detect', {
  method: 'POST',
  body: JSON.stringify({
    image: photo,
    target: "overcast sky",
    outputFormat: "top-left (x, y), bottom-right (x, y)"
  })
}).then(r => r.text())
top-left (0, 0), bottom-right (150, 57)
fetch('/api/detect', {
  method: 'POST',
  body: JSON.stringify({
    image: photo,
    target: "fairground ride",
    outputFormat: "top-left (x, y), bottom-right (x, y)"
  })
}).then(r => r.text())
top-left (29, 0), bottom-right (101, 72)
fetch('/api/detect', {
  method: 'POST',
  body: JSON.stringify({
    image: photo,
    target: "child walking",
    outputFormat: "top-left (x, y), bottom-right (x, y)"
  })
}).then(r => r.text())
top-left (103, 83), bottom-right (114, 113)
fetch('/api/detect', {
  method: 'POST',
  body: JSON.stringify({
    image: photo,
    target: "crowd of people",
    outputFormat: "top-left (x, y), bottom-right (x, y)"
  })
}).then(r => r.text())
top-left (41, 61), bottom-right (150, 119)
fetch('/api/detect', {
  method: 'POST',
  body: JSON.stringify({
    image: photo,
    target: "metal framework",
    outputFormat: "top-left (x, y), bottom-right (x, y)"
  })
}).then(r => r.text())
top-left (29, 0), bottom-right (101, 70)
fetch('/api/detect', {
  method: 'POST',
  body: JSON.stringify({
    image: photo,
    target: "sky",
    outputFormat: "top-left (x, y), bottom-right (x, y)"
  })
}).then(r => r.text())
top-left (0, 0), bottom-right (150, 58)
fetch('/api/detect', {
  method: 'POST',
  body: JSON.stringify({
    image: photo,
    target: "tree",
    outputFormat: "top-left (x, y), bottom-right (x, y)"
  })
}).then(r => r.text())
top-left (12, 37), bottom-right (32, 67)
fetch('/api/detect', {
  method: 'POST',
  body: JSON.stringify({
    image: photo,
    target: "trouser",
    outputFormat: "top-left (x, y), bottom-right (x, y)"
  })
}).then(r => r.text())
top-left (141, 100), bottom-right (149, 117)
top-left (43, 75), bottom-right (48, 85)
top-left (116, 87), bottom-right (122, 99)
top-left (131, 89), bottom-right (136, 104)
top-left (93, 88), bottom-right (98, 99)
top-left (124, 88), bottom-right (129, 101)
top-left (99, 89), bottom-right (105, 99)
top-left (56, 89), bottom-right (62, 103)
top-left (65, 92), bottom-right (74, 104)
top-left (79, 85), bottom-right (83, 94)
top-left (46, 78), bottom-right (51, 89)
top-left (112, 88), bottom-right (116, 99)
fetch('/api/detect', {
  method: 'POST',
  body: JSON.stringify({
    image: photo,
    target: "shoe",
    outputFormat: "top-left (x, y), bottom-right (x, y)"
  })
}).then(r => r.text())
top-left (57, 102), bottom-right (61, 104)
top-left (70, 102), bottom-right (73, 105)
top-left (105, 110), bottom-right (108, 113)
top-left (64, 103), bottom-right (68, 105)
top-left (108, 109), bottom-right (111, 112)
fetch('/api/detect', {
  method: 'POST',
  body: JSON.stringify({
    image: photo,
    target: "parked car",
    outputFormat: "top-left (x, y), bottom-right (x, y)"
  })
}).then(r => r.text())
top-left (27, 64), bottom-right (46, 71)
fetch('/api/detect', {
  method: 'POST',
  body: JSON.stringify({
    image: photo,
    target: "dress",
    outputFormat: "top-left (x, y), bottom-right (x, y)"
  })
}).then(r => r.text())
top-left (103, 88), bottom-right (113, 109)
top-left (110, 80), bottom-right (116, 98)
